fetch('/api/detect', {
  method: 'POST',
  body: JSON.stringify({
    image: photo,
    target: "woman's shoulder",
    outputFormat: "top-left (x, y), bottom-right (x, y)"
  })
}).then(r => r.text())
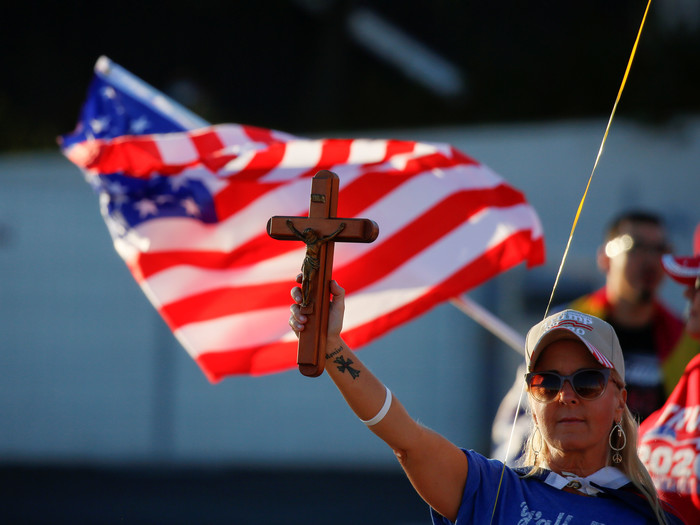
top-left (462, 449), bottom-right (536, 477)
top-left (461, 449), bottom-right (532, 486)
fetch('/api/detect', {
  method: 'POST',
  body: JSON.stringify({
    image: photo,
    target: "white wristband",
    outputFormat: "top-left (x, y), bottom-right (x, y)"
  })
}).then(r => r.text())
top-left (361, 386), bottom-right (392, 426)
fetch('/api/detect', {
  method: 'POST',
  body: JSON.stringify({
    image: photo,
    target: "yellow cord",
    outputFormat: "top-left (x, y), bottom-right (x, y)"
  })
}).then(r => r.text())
top-left (490, 1), bottom-right (653, 522)
top-left (543, 0), bottom-right (653, 319)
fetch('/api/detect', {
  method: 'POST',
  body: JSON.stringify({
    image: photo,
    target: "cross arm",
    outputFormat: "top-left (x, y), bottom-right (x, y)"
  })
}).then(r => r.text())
top-left (267, 216), bottom-right (379, 243)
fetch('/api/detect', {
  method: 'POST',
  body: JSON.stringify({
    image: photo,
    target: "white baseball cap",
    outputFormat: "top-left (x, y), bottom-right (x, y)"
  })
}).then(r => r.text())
top-left (525, 309), bottom-right (625, 381)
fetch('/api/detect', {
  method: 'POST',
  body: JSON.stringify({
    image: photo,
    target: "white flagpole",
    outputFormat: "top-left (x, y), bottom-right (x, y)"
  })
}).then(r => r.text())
top-left (449, 295), bottom-right (525, 355)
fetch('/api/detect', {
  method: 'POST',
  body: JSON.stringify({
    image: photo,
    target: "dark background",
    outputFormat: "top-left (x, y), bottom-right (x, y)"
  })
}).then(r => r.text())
top-left (2, 2), bottom-right (699, 523)
top-left (3, 465), bottom-right (428, 524)
top-left (3, 1), bottom-right (699, 152)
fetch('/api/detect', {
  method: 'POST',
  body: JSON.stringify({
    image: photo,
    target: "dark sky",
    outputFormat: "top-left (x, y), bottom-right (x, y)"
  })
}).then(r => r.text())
top-left (3, 1), bottom-right (699, 151)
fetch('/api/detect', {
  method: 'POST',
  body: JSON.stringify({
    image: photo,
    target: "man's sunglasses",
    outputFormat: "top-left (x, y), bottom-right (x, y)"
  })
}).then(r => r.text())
top-left (525, 368), bottom-right (613, 403)
top-left (604, 234), bottom-right (670, 258)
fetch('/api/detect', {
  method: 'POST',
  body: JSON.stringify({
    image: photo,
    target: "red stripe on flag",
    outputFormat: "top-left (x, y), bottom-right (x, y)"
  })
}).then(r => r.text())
top-left (295, 138), bottom-right (355, 179)
top-left (190, 130), bottom-right (229, 171)
top-left (224, 143), bottom-right (288, 180)
top-left (160, 281), bottom-right (292, 329)
top-left (212, 179), bottom-right (285, 222)
top-left (132, 235), bottom-right (293, 281)
top-left (190, 129), bottom-right (225, 156)
top-left (196, 340), bottom-right (299, 381)
top-left (382, 139), bottom-right (421, 163)
top-left (91, 137), bottom-right (173, 177)
top-left (242, 124), bottom-right (280, 144)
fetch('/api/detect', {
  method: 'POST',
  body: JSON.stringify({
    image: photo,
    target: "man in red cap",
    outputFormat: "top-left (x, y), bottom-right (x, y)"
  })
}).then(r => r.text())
top-left (639, 222), bottom-right (700, 525)
top-left (567, 210), bottom-right (686, 421)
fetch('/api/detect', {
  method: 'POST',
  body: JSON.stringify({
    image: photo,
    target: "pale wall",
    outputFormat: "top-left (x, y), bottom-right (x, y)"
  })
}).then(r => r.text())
top-left (1, 116), bottom-right (698, 468)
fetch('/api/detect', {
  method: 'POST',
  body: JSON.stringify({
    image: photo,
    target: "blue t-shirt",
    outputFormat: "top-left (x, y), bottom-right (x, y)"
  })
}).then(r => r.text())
top-left (430, 450), bottom-right (682, 525)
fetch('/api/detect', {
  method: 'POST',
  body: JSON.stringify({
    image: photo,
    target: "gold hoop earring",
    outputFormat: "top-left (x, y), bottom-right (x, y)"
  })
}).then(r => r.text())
top-left (609, 420), bottom-right (626, 464)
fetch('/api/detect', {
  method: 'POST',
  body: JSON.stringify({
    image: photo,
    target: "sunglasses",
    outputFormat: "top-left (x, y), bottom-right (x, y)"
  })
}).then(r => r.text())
top-left (604, 234), bottom-right (670, 258)
top-left (525, 368), bottom-right (613, 403)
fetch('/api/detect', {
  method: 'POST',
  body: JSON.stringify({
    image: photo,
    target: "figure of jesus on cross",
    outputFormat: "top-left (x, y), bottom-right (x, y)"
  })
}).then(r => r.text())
top-left (285, 218), bottom-right (346, 309)
top-left (267, 171), bottom-right (378, 377)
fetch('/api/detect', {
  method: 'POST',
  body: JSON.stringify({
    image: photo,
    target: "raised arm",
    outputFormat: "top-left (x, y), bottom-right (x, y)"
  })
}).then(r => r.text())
top-left (289, 278), bottom-right (469, 521)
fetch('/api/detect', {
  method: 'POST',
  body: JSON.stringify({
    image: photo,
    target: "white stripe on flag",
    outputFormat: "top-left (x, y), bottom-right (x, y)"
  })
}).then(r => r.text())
top-left (156, 134), bottom-right (199, 165)
top-left (143, 249), bottom-right (305, 306)
top-left (280, 140), bottom-right (324, 168)
top-left (174, 306), bottom-right (291, 357)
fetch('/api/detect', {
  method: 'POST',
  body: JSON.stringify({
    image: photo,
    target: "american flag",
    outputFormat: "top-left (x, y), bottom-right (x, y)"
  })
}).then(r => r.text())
top-left (60, 57), bottom-right (545, 382)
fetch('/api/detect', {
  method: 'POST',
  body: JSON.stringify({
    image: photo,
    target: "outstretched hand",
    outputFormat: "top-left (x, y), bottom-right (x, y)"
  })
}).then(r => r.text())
top-left (289, 274), bottom-right (345, 341)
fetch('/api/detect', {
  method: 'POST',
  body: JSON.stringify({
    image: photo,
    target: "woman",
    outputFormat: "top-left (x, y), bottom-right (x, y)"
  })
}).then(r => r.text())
top-left (289, 278), bottom-right (685, 524)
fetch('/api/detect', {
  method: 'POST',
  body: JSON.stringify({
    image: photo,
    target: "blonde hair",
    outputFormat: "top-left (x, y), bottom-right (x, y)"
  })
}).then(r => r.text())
top-left (520, 372), bottom-right (669, 525)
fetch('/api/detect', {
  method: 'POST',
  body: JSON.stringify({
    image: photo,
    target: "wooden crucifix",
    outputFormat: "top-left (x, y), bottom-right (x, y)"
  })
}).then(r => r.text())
top-left (267, 170), bottom-right (379, 377)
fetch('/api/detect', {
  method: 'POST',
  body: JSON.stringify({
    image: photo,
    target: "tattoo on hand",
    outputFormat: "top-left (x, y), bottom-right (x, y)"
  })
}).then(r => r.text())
top-left (333, 356), bottom-right (361, 379)
top-left (325, 346), bottom-right (344, 360)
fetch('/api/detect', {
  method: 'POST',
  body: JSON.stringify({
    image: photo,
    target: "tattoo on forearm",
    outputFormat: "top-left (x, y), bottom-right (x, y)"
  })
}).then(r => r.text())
top-left (333, 356), bottom-right (361, 379)
top-left (325, 346), bottom-right (344, 359)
